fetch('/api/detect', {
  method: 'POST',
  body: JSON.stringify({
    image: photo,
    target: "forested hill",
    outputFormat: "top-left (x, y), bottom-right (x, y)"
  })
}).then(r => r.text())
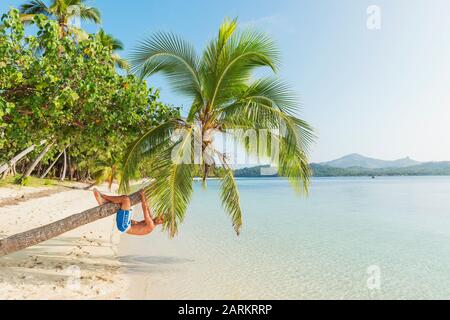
top-left (234, 162), bottom-right (450, 177)
top-left (310, 162), bottom-right (450, 177)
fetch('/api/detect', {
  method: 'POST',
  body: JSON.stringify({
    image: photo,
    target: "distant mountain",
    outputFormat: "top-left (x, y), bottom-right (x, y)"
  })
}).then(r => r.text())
top-left (311, 162), bottom-right (450, 177)
top-left (233, 159), bottom-right (450, 178)
top-left (319, 153), bottom-right (421, 169)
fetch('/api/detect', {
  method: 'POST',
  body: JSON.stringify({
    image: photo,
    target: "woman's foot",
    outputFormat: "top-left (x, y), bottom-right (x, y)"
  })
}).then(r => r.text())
top-left (93, 188), bottom-right (104, 206)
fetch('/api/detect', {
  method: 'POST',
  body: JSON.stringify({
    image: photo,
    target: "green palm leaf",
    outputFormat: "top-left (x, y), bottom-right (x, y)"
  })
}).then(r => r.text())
top-left (219, 167), bottom-right (243, 235)
top-left (120, 119), bottom-right (183, 194)
top-left (146, 128), bottom-right (195, 237)
top-left (96, 29), bottom-right (129, 70)
top-left (20, 0), bottom-right (49, 15)
top-left (19, 0), bottom-right (101, 37)
top-left (130, 32), bottom-right (202, 99)
top-left (76, 4), bottom-right (101, 24)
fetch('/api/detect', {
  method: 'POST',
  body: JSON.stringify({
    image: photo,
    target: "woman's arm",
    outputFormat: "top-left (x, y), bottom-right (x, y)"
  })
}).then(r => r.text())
top-left (140, 191), bottom-right (155, 227)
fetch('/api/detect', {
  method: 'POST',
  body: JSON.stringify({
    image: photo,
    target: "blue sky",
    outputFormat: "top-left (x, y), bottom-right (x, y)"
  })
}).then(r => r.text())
top-left (2, 0), bottom-right (450, 162)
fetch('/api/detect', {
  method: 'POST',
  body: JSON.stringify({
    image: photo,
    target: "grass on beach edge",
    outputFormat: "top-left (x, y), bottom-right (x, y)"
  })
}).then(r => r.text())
top-left (0, 175), bottom-right (58, 188)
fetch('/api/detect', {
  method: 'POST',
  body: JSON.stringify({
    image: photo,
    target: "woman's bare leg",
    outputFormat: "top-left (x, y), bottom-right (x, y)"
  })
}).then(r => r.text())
top-left (93, 189), bottom-right (104, 206)
top-left (95, 191), bottom-right (131, 210)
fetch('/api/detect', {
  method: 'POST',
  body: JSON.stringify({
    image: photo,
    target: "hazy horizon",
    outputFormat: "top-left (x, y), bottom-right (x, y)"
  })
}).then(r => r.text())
top-left (2, 0), bottom-right (449, 163)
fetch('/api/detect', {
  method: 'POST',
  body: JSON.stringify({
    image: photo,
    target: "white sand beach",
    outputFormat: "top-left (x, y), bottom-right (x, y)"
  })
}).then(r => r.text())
top-left (0, 183), bottom-right (129, 300)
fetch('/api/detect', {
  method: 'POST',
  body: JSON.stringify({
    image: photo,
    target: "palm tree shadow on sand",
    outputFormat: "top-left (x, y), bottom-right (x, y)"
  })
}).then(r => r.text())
top-left (0, 239), bottom-right (122, 287)
top-left (118, 255), bottom-right (194, 275)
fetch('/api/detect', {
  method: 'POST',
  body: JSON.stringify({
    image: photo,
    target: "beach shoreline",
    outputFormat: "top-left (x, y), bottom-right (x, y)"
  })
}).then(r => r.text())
top-left (0, 183), bottom-right (130, 300)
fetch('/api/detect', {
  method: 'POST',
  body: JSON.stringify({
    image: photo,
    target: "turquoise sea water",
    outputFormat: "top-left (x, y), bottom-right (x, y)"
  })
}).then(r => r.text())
top-left (119, 177), bottom-right (450, 299)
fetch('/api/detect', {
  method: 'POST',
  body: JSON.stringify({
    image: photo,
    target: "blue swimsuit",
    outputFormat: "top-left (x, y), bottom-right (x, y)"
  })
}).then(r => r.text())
top-left (116, 209), bottom-right (132, 233)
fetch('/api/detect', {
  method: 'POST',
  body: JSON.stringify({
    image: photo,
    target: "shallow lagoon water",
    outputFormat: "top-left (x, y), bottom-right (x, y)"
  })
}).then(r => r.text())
top-left (119, 177), bottom-right (450, 299)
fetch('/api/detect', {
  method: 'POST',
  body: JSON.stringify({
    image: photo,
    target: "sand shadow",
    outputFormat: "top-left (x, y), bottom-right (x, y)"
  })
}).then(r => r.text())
top-left (30, 236), bottom-right (112, 248)
top-left (0, 187), bottom-right (67, 208)
top-left (118, 255), bottom-right (194, 274)
top-left (0, 238), bottom-right (121, 287)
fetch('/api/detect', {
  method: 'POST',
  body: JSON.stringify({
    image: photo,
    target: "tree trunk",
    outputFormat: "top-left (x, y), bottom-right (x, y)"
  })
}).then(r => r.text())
top-left (60, 150), bottom-right (67, 181)
top-left (67, 149), bottom-right (72, 180)
top-left (2, 168), bottom-right (10, 180)
top-left (21, 143), bottom-right (55, 179)
top-left (40, 148), bottom-right (66, 179)
top-left (0, 141), bottom-right (46, 175)
top-left (108, 166), bottom-right (116, 191)
top-left (0, 191), bottom-right (142, 257)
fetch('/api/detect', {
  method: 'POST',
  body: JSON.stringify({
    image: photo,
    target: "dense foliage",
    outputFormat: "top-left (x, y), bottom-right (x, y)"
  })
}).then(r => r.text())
top-left (0, 8), bottom-right (179, 181)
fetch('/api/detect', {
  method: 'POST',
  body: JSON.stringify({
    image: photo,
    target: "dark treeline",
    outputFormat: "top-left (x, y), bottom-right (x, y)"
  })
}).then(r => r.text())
top-left (234, 163), bottom-right (450, 177)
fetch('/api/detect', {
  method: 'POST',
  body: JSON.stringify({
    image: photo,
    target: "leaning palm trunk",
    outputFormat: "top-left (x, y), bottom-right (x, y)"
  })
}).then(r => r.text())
top-left (21, 142), bottom-right (55, 179)
top-left (0, 141), bottom-right (46, 175)
top-left (0, 191), bottom-right (141, 257)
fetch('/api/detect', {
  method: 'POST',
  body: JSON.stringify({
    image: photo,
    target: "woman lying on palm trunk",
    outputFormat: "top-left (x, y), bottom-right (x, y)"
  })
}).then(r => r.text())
top-left (93, 189), bottom-right (164, 236)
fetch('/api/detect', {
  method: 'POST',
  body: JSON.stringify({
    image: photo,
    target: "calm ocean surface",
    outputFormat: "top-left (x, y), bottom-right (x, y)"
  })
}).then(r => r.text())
top-left (119, 177), bottom-right (450, 299)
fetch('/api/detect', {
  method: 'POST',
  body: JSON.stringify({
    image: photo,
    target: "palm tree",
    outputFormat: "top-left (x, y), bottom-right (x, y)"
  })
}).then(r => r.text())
top-left (95, 29), bottom-right (130, 70)
top-left (122, 18), bottom-right (315, 237)
top-left (92, 155), bottom-right (122, 191)
top-left (19, 0), bottom-right (101, 39)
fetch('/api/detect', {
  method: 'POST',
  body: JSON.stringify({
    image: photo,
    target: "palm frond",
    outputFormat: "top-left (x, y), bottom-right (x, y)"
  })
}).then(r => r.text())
top-left (219, 165), bottom-right (243, 235)
top-left (202, 17), bottom-right (238, 75)
top-left (19, 0), bottom-right (50, 24)
top-left (19, 0), bottom-right (49, 15)
top-left (120, 119), bottom-right (183, 193)
top-left (145, 128), bottom-right (196, 237)
top-left (206, 26), bottom-right (280, 109)
top-left (74, 4), bottom-right (101, 24)
top-left (221, 78), bottom-right (315, 151)
top-left (218, 78), bottom-right (315, 193)
top-left (130, 32), bottom-right (202, 99)
top-left (276, 134), bottom-right (311, 193)
top-left (96, 29), bottom-right (124, 51)
top-left (112, 54), bottom-right (130, 71)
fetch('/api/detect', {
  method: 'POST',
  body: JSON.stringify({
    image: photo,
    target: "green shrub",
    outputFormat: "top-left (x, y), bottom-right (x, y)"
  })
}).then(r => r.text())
top-left (14, 176), bottom-right (30, 187)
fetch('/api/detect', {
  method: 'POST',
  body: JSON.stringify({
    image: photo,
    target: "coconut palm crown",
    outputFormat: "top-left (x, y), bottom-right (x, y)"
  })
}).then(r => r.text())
top-left (19, 0), bottom-right (101, 38)
top-left (122, 18), bottom-right (315, 237)
top-left (95, 29), bottom-right (130, 70)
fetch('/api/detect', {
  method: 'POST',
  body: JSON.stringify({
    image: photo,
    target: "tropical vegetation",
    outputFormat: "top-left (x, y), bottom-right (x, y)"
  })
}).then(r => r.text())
top-left (0, 8), bottom-right (179, 185)
top-left (19, 0), bottom-right (101, 39)
top-left (1, 3), bottom-right (314, 246)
